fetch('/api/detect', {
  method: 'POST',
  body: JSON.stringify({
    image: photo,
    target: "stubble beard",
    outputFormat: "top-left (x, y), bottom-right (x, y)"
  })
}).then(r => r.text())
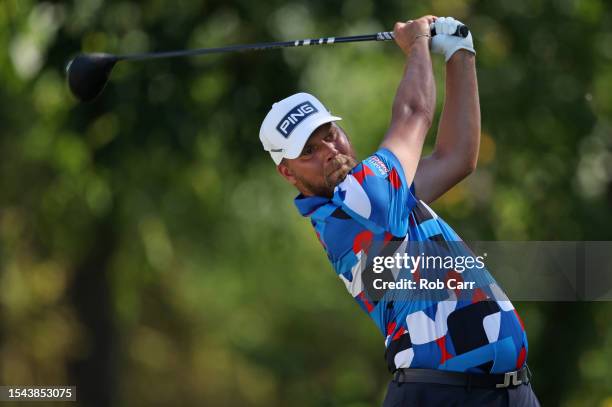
top-left (297, 153), bottom-right (358, 198)
top-left (296, 174), bottom-right (335, 198)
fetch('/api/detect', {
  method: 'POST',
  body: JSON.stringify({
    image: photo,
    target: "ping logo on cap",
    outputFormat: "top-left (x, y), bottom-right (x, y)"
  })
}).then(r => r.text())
top-left (276, 101), bottom-right (318, 138)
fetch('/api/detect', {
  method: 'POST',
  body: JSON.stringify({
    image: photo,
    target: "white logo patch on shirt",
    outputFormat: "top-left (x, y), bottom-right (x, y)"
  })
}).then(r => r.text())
top-left (337, 174), bottom-right (372, 219)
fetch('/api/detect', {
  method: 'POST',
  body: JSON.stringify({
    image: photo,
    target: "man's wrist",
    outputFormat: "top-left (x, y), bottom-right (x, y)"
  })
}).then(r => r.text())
top-left (414, 33), bottom-right (431, 41)
top-left (448, 49), bottom-right (476, 62)
top-left (445, 45), bottom-right (475, 62)
top-left (446, 49), bottom-right (476, 76)
top-left (407, 35), bottom-right (431, 56)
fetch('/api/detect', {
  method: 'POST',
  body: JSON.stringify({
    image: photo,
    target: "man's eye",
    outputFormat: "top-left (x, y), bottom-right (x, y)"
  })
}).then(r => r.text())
top-left (324, 133), bottom-right (335, 141)
top-left (302, 146), bottom-right (313, 156)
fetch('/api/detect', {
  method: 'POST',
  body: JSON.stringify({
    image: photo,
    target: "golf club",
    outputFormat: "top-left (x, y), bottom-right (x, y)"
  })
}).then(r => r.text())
top-left (66, 25), bottom-right (468, 103)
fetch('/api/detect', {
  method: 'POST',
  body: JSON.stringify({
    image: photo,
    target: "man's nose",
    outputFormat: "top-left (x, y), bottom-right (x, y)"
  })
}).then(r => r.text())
top-left (321, 140), bottom-right (339, 162)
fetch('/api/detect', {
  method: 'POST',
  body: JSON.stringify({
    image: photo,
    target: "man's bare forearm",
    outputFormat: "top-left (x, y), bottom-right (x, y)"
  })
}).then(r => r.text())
top-left (434, 51), bottom-right (480, 173)
top-left (412, 50), bottom-right (479, 203)
top-left (381, 27), bottom-right (437, 185)
top-left (391, 38), bottom-right (436, 127)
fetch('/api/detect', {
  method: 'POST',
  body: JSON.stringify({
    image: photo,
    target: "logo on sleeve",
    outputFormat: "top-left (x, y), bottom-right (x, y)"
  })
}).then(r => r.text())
top-left (365, 155), bottom-right (390, 177)
top-left (276, 102), bottom-right (318, 138)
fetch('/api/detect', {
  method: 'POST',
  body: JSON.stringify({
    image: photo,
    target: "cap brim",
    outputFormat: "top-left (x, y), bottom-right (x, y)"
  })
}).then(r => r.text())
top-left (283, 115), bottom-right (342, 161)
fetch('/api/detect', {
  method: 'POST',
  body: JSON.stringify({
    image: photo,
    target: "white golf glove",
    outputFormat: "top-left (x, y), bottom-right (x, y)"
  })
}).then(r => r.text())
top-left (430, 17), bottom-right (475, 62)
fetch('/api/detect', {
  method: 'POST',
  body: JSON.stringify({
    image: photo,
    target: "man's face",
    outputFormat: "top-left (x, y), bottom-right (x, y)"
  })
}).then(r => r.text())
top-left (277, 122), bottom-right (357, 198)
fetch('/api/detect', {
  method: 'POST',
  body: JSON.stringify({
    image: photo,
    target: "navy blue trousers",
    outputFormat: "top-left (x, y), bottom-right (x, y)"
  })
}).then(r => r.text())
top-left (382, 381), bottom-right (541, 407)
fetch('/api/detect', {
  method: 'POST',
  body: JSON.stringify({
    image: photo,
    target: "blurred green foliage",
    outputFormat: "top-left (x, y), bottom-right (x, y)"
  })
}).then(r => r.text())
top-left (1, 0), bottom-right (611, 406)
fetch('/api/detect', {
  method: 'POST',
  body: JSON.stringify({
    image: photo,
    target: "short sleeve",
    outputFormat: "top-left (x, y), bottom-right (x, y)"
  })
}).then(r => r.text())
top-left (331, 148), bottom-right (418, 236)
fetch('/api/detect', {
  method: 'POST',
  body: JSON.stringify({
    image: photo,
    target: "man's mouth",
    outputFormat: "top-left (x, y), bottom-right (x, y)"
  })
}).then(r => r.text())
top-left (324, 154), bottom-right (358, 189)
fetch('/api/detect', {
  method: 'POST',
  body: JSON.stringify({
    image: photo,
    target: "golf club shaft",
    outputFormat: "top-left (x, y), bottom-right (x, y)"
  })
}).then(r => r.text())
top-left (116, 25), bottom-right (467, 62)
top-left (117, 33), bottom-right (391, 61)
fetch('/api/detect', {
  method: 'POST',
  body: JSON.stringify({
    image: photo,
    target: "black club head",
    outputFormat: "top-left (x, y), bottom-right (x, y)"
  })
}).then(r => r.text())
top-left (66, 53), bottom-right (119, 102)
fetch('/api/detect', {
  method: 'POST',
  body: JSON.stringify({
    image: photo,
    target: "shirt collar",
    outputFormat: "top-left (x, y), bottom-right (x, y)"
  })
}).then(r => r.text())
top-left (294, 194), bottom-right (330, 217)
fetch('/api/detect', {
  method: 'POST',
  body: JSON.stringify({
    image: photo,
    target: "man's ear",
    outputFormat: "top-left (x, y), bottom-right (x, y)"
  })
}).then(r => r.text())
top-left (277, 161), bottom-right (297, 185)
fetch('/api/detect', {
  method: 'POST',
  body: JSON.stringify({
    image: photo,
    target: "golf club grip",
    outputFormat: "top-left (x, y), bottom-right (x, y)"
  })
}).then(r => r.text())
top-left (375, 24), bottom-right (469, 41)
top-left (431, 24), bottom-right (469, 37)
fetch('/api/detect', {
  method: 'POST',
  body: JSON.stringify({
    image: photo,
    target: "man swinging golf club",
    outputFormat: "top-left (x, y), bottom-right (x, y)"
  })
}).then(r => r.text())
top-left (260, 16), bottom-right (540, 406)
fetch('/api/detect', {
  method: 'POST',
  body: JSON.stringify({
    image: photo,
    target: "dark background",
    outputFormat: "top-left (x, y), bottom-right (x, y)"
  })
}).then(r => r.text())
top-left (1, 0), bottom-right (611, 405)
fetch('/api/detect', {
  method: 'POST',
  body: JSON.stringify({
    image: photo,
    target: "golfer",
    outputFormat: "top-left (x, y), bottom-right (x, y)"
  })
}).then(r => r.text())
top-left (260, 16), bottom-right (540, 406)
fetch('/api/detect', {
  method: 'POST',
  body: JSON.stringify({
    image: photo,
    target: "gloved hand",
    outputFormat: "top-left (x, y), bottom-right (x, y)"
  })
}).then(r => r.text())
top-left (430, 17), bottom-right (475, 62)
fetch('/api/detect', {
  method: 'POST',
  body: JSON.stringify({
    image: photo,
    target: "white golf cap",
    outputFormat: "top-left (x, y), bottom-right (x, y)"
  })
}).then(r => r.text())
top-left (259, 92), bottom-right (342, 165)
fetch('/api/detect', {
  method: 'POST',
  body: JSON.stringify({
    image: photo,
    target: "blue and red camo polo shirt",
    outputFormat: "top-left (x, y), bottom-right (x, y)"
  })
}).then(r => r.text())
top-left (294, 148), bottom-right (528, 373)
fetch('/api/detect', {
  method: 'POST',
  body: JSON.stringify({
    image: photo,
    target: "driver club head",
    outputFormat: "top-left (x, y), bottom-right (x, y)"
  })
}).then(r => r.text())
top-left (66, 53), bottom-right (119, 102)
